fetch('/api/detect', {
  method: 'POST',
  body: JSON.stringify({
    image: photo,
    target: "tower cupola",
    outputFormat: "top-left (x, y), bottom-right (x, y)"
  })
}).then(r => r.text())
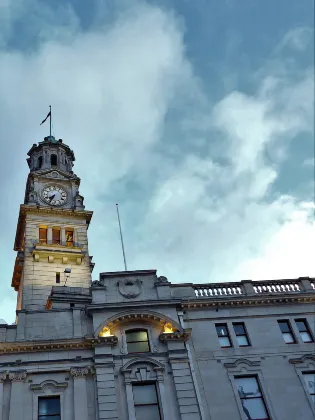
top-left (27, 136), bottom-right (75, 174)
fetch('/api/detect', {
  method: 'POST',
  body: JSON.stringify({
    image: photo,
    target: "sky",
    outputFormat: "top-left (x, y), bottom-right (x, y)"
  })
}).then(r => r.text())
top-left (0, 0), bottom-right (314, 323)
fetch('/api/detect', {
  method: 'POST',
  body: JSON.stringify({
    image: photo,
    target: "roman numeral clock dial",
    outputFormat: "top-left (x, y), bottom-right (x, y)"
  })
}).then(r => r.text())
top-left (42, 185), bottom-right (68, 206)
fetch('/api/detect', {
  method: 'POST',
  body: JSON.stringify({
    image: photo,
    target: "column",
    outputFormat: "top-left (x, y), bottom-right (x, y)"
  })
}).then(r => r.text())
top-left (8, 371), bottom-right (27, 420)
top-left (0, 372), bottom-right (7, 420)
top-left (61, 228), bottom-right (66, 246)
top-left (70, 367), bottom-right (89, 420)
top-left (47, 228), bottom-right (52, 244)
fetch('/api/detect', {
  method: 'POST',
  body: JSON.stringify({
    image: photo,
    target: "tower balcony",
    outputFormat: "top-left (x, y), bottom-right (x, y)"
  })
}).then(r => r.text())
top-left (31, 239), bottom-right (86, 265)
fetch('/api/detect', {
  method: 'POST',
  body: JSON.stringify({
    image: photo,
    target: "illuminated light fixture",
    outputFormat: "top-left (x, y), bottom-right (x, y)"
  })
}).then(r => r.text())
top-left (99, 327), bottom-right (113, 337)
top-left (163, 323), bottom-right (174, 334)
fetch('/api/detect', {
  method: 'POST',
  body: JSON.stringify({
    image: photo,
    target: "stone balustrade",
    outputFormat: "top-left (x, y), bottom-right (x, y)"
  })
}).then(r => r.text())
top-left (192, 277), bottom-right (315, 298)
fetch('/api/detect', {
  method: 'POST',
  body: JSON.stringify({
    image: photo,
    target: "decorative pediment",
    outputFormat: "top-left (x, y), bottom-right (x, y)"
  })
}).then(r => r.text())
top-left (289, 354), bottom-right (315, 366)
top-left (121, 357), bottom-right (165, 384)
top-left (224, 359), bottom-right (261, 369)
top-left (30, 379), bottom-right (68, 391)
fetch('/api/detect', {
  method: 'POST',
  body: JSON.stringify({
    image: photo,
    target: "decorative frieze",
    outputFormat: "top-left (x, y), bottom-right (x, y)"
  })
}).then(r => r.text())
top-left (8, 371), bottom-right (27, 382)
top-left (70, 367), bottom-right (89, 379)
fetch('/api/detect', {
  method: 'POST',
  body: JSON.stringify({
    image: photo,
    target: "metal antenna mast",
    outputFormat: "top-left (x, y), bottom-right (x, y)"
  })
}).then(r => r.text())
top-left (116, 204), bottom-right (128, 271)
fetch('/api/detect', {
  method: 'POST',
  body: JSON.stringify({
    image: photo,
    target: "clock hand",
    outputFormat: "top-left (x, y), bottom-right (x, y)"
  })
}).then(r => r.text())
top-left (49, 194), bottom-right (55, 201)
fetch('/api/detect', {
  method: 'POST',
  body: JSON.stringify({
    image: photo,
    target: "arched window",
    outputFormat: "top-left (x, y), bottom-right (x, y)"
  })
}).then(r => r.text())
top-left (37, 156), bottom-right (43, 169)
top-left (50, 154), bottom-right (58, 166)
top-left (126, 329), bottom-right (150, 353)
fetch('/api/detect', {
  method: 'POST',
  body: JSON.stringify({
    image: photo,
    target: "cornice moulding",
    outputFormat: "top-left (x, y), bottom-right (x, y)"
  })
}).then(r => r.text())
top-left (0, 336), bottom-right (118, 355)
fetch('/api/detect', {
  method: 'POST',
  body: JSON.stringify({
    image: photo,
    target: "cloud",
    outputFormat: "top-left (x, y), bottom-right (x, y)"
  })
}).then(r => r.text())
top-left (275, 26), bottom-right (314, 52)
top-left (0, 1), bottom-right (314, 323)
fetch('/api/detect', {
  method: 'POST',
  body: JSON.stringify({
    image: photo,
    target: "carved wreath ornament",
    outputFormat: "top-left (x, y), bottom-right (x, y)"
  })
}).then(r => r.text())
top-left (118, 278), bottom-right (142, 299)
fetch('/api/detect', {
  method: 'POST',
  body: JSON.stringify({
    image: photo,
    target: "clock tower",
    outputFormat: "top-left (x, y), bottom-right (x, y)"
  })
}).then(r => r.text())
top-left (12, 135), bottom-right (94, 310)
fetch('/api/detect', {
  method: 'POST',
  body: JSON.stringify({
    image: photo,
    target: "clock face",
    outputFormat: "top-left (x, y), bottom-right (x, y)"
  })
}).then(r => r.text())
top-left (42, 185), bottom-right (68, 206)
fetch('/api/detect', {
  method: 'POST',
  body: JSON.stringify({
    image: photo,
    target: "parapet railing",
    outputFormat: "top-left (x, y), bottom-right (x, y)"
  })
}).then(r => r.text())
top-left (193, 277), bottom-right (315, 298)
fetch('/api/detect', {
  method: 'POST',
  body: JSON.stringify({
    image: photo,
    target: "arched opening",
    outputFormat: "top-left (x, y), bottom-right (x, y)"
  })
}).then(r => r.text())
top-left (50, 154), bottom-right (58, 166)
top-left (37, 156), bottom-right (43, 169)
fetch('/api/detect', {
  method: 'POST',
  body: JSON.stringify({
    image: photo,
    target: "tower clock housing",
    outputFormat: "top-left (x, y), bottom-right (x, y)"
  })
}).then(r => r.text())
top-left (12, 136), bottom-right (94, 310)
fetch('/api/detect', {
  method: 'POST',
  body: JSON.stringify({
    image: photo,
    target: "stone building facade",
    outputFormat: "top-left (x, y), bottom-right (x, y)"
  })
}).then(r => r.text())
top-left (0, 136), bottom-right (314, 420)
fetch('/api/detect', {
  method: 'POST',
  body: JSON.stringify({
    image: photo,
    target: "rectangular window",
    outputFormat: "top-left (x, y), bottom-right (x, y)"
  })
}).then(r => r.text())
top-left (39, 228), bottom-right (47, 244)
top-left (52, 228), bottom-right (61, 245)
top-left (126, 330), bottom-right (150, 353)
top-left (235, 376), bottom-right (270, 420)
top-left (38, 396), bottom-right (61, 420)
top-left (303, 372), bottom-right (315, 403)
top-left (65, 230), bottom-right (74, 247)
top-left (216, 324), bottom-right (232, 348)
top-left (278, 320), bottom-right (296, 344)
top-left (133, 384), bottom-right (161, 420)
top-left (233, 323), bottom-right (250, 347)
top-left (295, 319), bottom-right (314, 343)
top-left (56, 273), bottom-right (60, 284)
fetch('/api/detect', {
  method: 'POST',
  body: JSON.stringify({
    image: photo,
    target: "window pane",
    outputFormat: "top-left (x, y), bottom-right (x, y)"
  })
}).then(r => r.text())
top-left (241, 398), bottom-right (269, 420)
top-left (296, 320), bottom-right (307, 332)
top-left (133, 385), bottom-right (157, 405)
top-left (283, 332), bottom-right (295, 343)
top-left (237, 335), bottom-right (249, 346)
top-left (38, 397), bottom-right (60, 415)
top-left (219, 337), bottom-right (231, 347)
top-left (135, 405), bottom-right (160, 420)
top-left (303, 373), bottom-right (315, 394)
top-left (216, 325), bottom-right (228, 337)
top-left (233, 324), bottom-right (245, 335)
top-left (127, 342), bottom-right (150, 353)
top-left (126, 331), bottom-right (148, 343)
top-left (300, 331), bottom-right (312, 342)
top-left (66, 231), bottom-right (74, 246)
top-left (278, 321), bottom-right (290, 333)
top-left (52, 229), bottom-right (60, 244)
top-left (235, 377), bottom-right (261, 396)
top-left (39, 229), bottom-right (47, 242)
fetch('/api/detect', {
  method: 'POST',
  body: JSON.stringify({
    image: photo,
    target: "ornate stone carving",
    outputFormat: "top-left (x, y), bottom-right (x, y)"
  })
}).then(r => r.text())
top-left (92, 279), bottom-right (105, 287)
top-left (155, 276), bottom-right (169, 284)
top-left (118, 278), bottom-right (142, 299)
top-left (70, 367), bottom-right (89, 378)
top-left (9, 371), bottom-right (27, 382)
top-left (0, 371), bottom-right (7, 382)
top-left (28, 190), bottom-right (38, 204)
top-left (44, 171), bottom-right (67, 180)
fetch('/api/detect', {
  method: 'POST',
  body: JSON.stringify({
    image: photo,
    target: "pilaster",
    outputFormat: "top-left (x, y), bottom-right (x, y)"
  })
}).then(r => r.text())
top-left (0, 372), bottom-right (7, 420)
top-left (8, 371), bottom-right (27, 420)
top-left (162, 333), bottom-right (202, 420)
top-left (70, 367), bottom-right (90, 420)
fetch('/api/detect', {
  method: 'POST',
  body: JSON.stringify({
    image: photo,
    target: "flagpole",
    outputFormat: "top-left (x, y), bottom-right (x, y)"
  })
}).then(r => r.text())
top-left (49, 105), bottom-right (52, 137)
top-left (116, 204), bottom-right (128, 271)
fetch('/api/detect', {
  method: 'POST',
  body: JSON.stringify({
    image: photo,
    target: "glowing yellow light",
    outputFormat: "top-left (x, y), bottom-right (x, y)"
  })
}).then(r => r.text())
top-left (163, 323), bottom-right (174, 334)
top-left (99, 327), bottom-right (113, 337)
